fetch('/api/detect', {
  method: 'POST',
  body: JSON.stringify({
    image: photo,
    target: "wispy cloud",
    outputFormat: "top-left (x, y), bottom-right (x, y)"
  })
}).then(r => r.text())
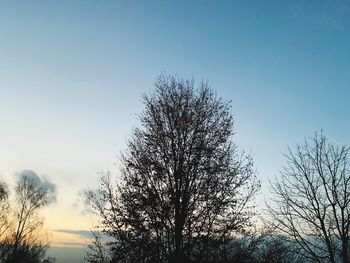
top-left (53, 229), bottom-right (94, 239)
top-left (51, 240), bottom-right (88, 248)
top-left (17, 169), bottom-right (57, 204)
top-left (73, 188), bottom-right (94, 215)
top-left (73, 187), bottom-right (107, 215)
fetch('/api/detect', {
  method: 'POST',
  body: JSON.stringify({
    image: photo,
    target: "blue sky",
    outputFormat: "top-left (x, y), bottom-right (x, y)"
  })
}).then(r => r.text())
top-left (1, 0), bottom-right (350, 259)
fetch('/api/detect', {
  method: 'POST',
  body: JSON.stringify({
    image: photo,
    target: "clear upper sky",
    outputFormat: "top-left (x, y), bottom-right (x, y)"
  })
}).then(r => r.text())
top-left (1, 0), bottom-right (350, 257)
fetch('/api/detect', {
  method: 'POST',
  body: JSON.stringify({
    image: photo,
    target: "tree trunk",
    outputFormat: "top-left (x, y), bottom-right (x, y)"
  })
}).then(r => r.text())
top-left (174, 223), bottom-right (183, 262)
top-left (174, 196), bottom-right (183, 263)
top-left (343, 237), bottom-right (349, 263)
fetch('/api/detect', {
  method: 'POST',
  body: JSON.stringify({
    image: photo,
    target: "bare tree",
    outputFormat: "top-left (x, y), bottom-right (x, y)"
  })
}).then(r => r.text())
top-left (84, 229), bottom-right (111, 263)
top-left (0, 180), bottom-right (7, 201)
top-left (268, 132), bottom-right (350, 263)
top-left (0, 178), bottom-right (10, 240)
top-left (0, 178), bottom-right (11, 262)
top-left (11, 174), bottom-right (49, 261)
top-left (0, 171), bottom-right (56, 263)
top-left (88, 74), bottom-right (260, 262)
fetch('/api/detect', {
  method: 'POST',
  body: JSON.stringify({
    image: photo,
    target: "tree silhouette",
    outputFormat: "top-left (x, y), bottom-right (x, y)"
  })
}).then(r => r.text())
top-left (0, 172), bottom-right (55, 263)
top-left (84, 229), bottom-right (111, 263)
top-left (268, 132), bottom-right (350, 263)
top-left (88, 74), bottom-right (260, 262)
top-left (0, 178), bottom-right (10, 261)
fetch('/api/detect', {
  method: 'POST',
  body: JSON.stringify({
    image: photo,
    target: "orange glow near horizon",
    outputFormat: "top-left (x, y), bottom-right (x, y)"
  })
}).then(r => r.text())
top-left (42, 205), bottom-right (98, 248)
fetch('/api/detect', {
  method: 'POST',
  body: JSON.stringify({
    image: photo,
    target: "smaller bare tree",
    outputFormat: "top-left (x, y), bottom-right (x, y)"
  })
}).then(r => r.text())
top-left (268, 132), bottom-right (350, 263)
top-left (84, 228), bottom-right (111, 263)
top-left (0, 178), bottom-right (10, 240)
top-left (0, 178), bottom-right (11, 261)
top-left (0, 171), bottom-right (56, 263)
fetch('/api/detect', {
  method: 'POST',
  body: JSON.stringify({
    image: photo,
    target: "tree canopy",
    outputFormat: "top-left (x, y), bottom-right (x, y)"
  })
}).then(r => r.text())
top-left (88, 74), bottom-right (260, 263)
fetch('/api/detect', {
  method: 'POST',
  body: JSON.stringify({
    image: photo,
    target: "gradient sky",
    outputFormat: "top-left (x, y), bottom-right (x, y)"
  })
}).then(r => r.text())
top-left (1, 0), bottom-right (350, 261)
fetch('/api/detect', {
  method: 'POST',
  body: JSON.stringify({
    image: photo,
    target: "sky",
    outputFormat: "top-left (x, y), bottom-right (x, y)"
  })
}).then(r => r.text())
top-left (1, 0), bottom-right (350, 261)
